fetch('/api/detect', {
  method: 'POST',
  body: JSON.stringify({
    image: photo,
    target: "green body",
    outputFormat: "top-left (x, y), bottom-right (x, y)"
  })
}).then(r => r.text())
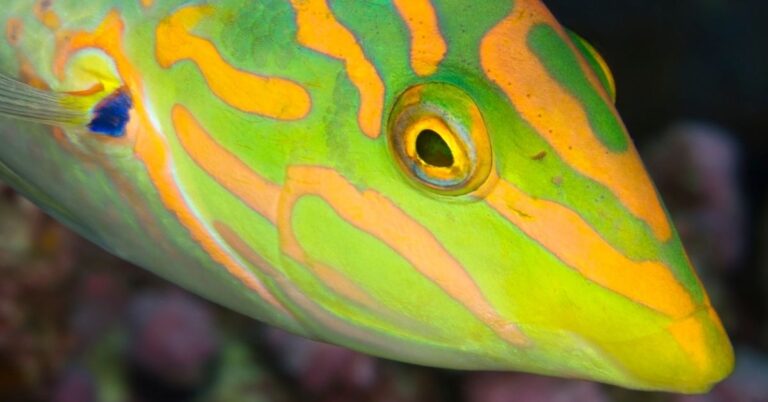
top-left (0, 0), bottom-right (733, 392)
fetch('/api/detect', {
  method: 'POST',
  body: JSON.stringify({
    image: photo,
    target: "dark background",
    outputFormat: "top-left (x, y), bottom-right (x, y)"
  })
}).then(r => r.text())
top-left (0, 1), bottom-right (766, 401)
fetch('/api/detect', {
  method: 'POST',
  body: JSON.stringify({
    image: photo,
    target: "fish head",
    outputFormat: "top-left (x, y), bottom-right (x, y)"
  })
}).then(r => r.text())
top-left (282, 0), bottom-right (733, 393)
top-left (0, 0), bottom-right (734, 393)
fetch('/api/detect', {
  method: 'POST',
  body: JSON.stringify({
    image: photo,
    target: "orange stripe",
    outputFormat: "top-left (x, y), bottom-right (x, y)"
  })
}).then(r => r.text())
top-left (34, 0), bottom-right (61, 30)
top-left (5, 19), bottom-right (22, 46)
top-left (486, 179), bottom-right (695, 319)
top-left (56, 11), bottom-right (291, 317)
top-left (215, 221), bottom-right (440, 338)
top-left (173, 108), bottom-right (440, 335)
top-left (156, 5), bottom-right (311, 120)
top-left (302, 260), bottom-right (379, 308)
top-left (279, 275), bottom-right (421, 357)
top-left (174, 108), bottom-right (380, 310)
top-left (279, 166), bottom-right (529, 347)
top-left (139, 0), bottom-right (154, 8)
top-left (218, 221), bottom-right (382, 315)
top-left (668, 311), bottom-right (709, 371)
top-left (393, 0), bottom-right (447, 76)
top-left (227, 214), bottom-right (491, 357)
top-left (214, 221), bottom-right (282, 278)
top-left (5, 19), bottom-right (48, 90)
top-left (290, 0), bottom-right (385, 138)
top-left (479, 0), bottom-right (672, 241)
top-left (171, 105), bottom-right (281, 223)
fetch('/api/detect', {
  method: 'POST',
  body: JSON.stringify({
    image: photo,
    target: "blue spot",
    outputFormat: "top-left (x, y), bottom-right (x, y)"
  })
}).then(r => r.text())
top-left (88, 88), bottom-right (132, 137)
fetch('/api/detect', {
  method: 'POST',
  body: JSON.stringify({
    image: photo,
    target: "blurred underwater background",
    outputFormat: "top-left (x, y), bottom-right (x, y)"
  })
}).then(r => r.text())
top-left (1, 0), bottom-right (767, 401)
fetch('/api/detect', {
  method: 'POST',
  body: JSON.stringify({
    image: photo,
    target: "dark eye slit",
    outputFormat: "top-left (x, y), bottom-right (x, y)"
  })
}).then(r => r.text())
top-left (416, 129), bottom-right (454, 168)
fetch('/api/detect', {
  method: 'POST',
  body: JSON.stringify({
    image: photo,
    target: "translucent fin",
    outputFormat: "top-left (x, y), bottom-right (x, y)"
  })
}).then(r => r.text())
top-left (0, 73), bottom-right (90, 127)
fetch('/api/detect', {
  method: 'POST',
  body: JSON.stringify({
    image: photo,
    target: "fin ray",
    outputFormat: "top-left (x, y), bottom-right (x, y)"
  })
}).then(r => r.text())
top-left (0, 73), bottom-right (90, 126)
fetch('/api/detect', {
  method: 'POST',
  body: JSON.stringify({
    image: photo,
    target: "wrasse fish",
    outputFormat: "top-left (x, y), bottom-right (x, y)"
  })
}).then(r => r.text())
top-left (0, 0), bottom-right (733, 392)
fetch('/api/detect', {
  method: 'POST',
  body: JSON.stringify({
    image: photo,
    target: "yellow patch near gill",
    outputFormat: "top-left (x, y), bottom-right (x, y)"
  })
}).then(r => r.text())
top-left (56, 50), bottom-right (124, 119)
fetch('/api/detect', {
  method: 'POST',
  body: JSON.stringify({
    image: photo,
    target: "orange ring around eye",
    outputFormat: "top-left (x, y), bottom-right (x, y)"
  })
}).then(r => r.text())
top-left (388, 84), bottom-right (493, 196)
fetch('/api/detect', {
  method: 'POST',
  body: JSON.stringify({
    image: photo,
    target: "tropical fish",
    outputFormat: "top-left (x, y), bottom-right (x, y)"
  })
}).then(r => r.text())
top-left (0, 0), bottom-right (733, 393)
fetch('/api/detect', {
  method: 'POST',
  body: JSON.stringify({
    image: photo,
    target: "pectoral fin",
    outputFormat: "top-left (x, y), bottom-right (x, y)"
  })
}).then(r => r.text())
top-left (0, 73), bottom-right (130, 137)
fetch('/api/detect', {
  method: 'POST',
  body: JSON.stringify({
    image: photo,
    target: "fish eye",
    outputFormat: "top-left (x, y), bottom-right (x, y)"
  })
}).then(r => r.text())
top-left (567, 30), bottom-right (617, 103)
top-left (388, 84), bottom-right (493, 196)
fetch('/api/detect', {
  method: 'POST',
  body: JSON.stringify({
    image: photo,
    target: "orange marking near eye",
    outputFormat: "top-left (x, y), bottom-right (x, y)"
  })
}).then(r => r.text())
top-left (480, 0), bottom-right (672, 241)
top-left (393, 0), bottom-right (447, 76)
top-left (139, 0), bottom-right (154, 8)
top-left (56, 11), bottom-right (292, 317)
top-left (156, 5), bottom-right (311, 120)
top-left (486, 179), bottom-right (694, 319)
top-left (34, 0), bottom-right (61, 30)
top-left (279, 166), bottom-right (529, 347)
top-left (290, 0), bottom-right (384, 138)
top-left (171, 105), bottom-right (282, 223)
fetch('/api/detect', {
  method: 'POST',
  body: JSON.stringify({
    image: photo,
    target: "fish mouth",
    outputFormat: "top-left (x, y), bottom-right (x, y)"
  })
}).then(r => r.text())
top-left (596, 304), bottom-right (734, 393)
